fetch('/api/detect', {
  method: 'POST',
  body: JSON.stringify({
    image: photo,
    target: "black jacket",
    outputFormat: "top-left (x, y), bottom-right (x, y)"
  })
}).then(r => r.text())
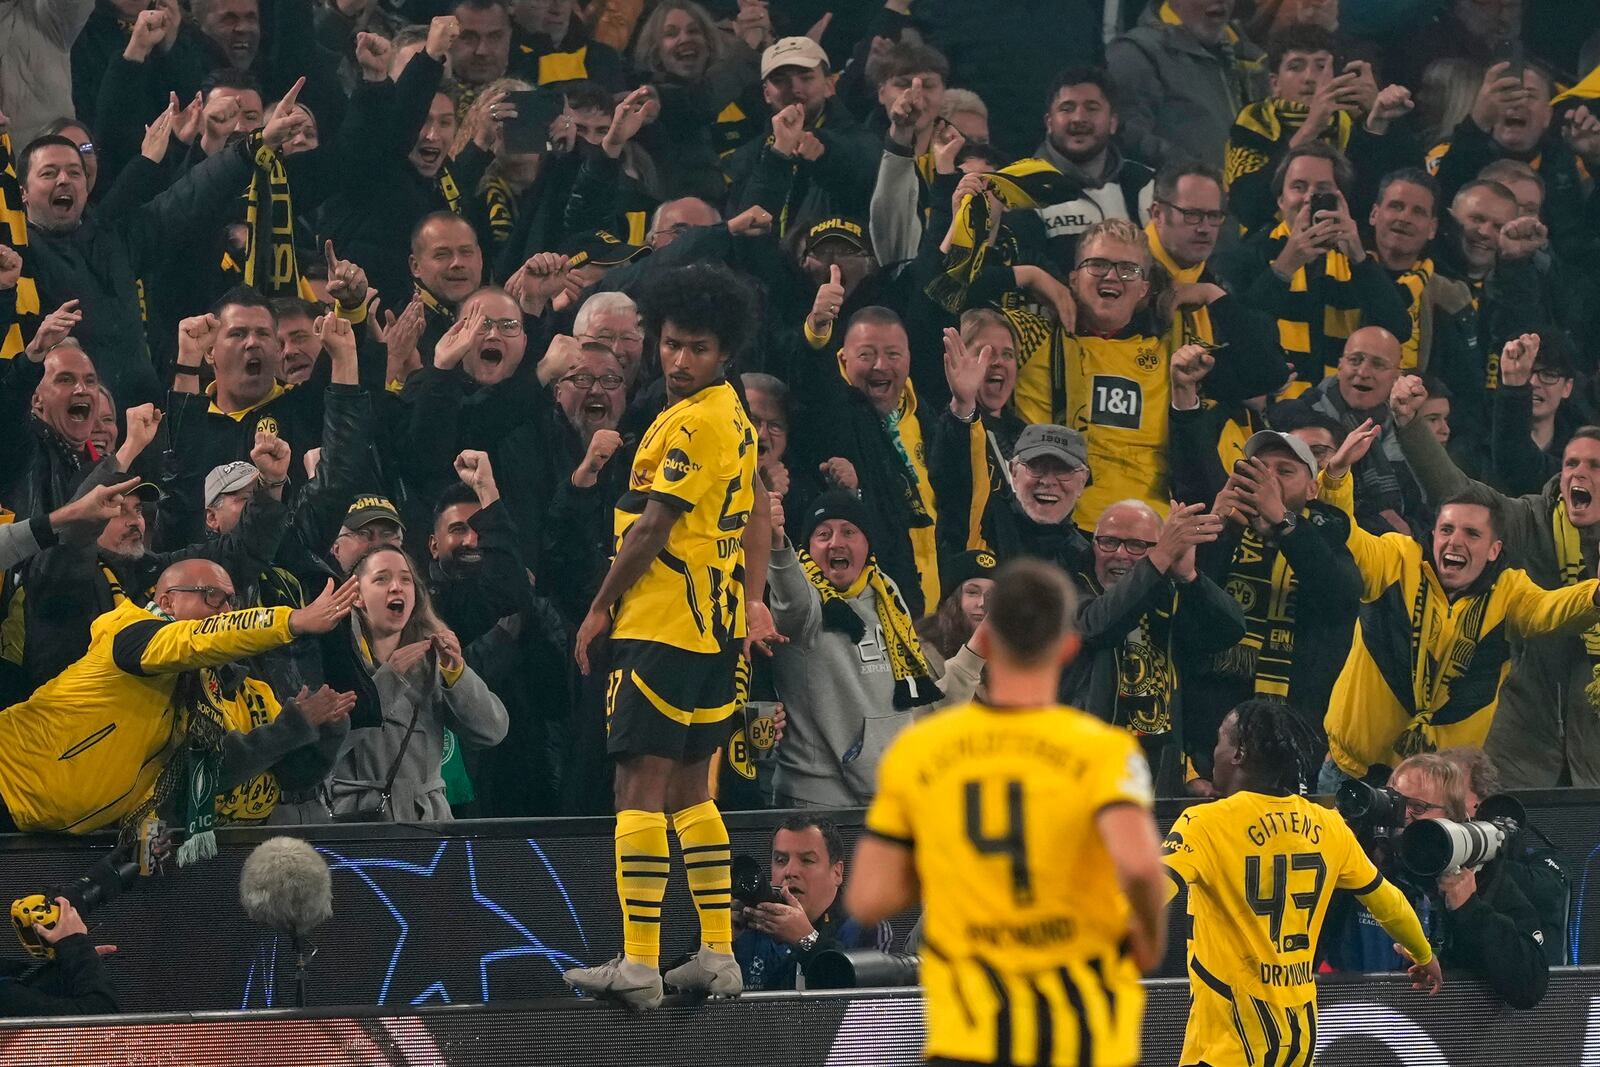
top-left (25, 140), bottom-right (255, 407)
top-left (1437, 855), bottom-right (1550, 1010)
top-left (0, 933), bottom-right (117, 1017)
top-left (318, 51), bottom-right (489, 309)
top-left (0, 362), bottom-right (97, 522)
top-left (1062, 558), bottom-right (1246, 793)
top-left (726, 98), bottom-right (881, 238)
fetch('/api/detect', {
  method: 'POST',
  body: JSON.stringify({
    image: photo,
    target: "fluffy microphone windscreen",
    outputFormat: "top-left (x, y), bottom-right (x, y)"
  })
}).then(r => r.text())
top-left (240, 836), bottom-right (333, 939)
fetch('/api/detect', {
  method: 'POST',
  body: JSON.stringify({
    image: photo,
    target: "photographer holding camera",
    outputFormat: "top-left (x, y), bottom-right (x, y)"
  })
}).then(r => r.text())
top-left (731, 816), bottom-right (891, 991)
top-left (1440, 746), bottom-right (1569, 965)
top-left (1, 896), bottom-right (117, 1016)
top-left (1326, 754), bottom-right (1548, 1008)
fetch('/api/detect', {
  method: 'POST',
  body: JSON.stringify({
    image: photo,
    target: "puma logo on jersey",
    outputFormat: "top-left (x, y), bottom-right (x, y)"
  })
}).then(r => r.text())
top-left (679, 426), bottom-right (697, 441)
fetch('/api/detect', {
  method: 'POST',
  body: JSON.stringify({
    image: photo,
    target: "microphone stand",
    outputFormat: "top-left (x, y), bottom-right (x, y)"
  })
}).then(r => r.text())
top-left (290, 934), bottom-right (316, 1008)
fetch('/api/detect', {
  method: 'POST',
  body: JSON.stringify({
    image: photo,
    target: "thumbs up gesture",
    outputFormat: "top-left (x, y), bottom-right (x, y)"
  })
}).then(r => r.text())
top-left (807, 263), bottom-right (846, 336)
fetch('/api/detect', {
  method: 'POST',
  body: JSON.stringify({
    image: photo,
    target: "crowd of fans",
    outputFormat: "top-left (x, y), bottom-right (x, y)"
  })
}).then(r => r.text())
top-left (1, 0), bottom-right (1599, 839)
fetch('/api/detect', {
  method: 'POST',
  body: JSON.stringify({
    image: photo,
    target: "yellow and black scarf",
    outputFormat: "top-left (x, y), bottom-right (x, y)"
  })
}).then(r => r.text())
top-left (1267, 219), bottom-right (1360, 366)
top-left (797, 549), bottom-right (939, 709)
top-left (926, 157), bottom-right (1074, 314)
top-left (1394, 258), bottom-right (1433, 372)
top-left (1224, 97), bottom-right (1353, 190)
top-left (483, 175), bottom-right (517, 250)
top-left (0, 128), bottom-right (39, 359)
top-left (1214, 528), bottom-right (1298, 697)
top-left (240, 139), bottom-right (306, 298)
top-left (1147, 220), bottom-right (1216, 346)
top-left (1395, 573), bottom-right (1493, 757)
top-left (1553, 500), bottom-right (1600, 712)
top-left (438, 166), bottom-right (463, 216)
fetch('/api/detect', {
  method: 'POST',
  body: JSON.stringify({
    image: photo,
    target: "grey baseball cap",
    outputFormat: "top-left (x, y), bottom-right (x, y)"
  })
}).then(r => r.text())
top-left (1012, 424), bottom-right (1090, 471)
top-left (205, 461), bottom-right (259, 507)
top-left (1244, 430), bottom-right (1319, 478)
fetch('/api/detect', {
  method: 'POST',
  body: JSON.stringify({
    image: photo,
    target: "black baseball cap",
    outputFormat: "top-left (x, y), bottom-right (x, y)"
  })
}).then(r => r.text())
top-left (342, 494), bottom-right (405, 534)
top-left (562, 229), bottom-right (650, 269)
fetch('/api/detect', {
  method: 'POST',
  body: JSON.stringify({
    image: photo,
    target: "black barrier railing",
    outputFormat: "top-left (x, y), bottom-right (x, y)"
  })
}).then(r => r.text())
top-left (2, 969), bottom-right (1598, 1066)
top-left (0, 790), bottom-right (1596, 1014)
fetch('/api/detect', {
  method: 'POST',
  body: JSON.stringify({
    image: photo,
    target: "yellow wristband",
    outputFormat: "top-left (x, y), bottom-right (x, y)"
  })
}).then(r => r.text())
top-left (803, 317), bottom-right (833, 350)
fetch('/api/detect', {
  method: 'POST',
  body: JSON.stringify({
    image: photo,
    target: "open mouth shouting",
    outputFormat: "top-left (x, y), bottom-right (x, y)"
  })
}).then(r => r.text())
top-left (385, 594), bottom-right (409, 622)
top-left (1436, 548), bottom-right (1469, 578)
top-left (863, 371), bottom-right (897, 405)
top-left (65, 396), bottom-right (93, 427)
top-left (1567, 482), bottom-right (1594, 521)
top-left (822, 547), bottom-right (854, 585)
top-left (581, 395), bottom-right (611, 422)
top-left (478, 340), bottom-right (504, 367)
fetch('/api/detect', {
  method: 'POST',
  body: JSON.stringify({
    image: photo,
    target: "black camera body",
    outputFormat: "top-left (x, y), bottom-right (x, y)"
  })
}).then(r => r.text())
top-left (730, 854), bottom-right (785, 907)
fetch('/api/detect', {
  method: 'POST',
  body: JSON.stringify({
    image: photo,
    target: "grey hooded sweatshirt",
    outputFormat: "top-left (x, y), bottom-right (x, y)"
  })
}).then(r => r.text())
top-left (767, 544), bottom-right (915, 807)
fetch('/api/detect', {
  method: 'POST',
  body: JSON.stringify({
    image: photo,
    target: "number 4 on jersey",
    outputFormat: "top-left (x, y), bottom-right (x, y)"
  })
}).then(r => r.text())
top-left (964, 779), bottom-right (1034, 906)
top-left (1244, 852), bottom-right (1326, 953)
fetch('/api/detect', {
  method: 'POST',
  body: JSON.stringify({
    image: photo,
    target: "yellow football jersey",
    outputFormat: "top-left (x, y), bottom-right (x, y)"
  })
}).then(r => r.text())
top-left (215, 676), bottom-right (284, 823)
top-left (866, 702), bottom-right (1155, 1067)
top-left (1164, 791), bottom-right (1378, 1008)
top-left (612, 380), bottom-right (757, 654)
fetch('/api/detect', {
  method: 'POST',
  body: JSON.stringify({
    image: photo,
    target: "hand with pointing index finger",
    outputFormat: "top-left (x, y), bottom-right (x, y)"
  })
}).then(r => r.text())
top-left (324, 240), bottom-right (369, 308)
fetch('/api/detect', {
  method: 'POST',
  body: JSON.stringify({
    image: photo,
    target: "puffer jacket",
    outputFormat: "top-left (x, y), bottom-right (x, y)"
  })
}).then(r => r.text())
top-left (0, 0), bottom-right (96, 147)
top-left (1396, 416), bottom-right (1600, 787)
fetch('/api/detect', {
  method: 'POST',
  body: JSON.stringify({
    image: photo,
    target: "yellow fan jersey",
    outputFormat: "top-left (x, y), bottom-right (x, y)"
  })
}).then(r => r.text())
top-left (866, 702), bottom-right (1155, 1067)
top-left (216, 676), bottom-right (285, 823)
top-left (612, 379), bottom-right (757, 654)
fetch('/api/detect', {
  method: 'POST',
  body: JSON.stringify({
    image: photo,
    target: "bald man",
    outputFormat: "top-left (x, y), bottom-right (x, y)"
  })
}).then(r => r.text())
top-left (1062, 500), bottom-right (1244, 794)
top-left (0, 562), bottom-right (358, 834)
top-left (1301, 326), bottom-right (1428, 535)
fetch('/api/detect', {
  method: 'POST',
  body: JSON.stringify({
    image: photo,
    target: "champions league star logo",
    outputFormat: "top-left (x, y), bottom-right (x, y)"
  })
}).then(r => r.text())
top-left (240, 839), bottom-right (588, 1008)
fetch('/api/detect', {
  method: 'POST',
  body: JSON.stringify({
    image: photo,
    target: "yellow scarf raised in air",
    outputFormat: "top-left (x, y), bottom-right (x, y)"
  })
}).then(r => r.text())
top-left (241, 140), bottom-right (306, 299)
top-left (796, 549), bottom-right (940, 709)
top-left (1553, 500), bottom-right (1600, 711)
top-left (0, 129), bottom-right (39, 359)
top-left (926, 157), bottom-right (1073, 313)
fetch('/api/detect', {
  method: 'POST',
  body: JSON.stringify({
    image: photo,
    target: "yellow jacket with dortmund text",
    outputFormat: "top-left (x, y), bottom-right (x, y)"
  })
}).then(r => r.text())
top-left (1325, 495), bottom-right (1600, 777)
top-left (0, 600), bottom-right (294, 833)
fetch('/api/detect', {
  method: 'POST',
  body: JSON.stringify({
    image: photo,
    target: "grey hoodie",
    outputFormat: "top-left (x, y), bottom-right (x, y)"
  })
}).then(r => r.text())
top-left (767, 545), bottom-right (914, 807)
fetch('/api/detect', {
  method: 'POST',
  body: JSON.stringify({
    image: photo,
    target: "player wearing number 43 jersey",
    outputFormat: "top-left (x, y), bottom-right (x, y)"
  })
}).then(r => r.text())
top-left (849, 560), bottom-right (1170, 1067)
top-left (1164, 699), bottom-right (1443, 1067)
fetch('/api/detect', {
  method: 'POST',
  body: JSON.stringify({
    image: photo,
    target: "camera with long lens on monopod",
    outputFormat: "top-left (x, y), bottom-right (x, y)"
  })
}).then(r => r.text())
top-left (9, 821), bottom-right (165, 960)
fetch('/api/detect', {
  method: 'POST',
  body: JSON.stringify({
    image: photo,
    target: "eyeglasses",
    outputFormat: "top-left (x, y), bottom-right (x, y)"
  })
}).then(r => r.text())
top-left (809, 246), bottom-right (870, 260)
top-left (338, 524), bottom-right (400, 545)
top-left (1532, 369), bottom-right (1569, 385)
top-left (475, 317), bottom-right (523, 336)
top-left (1018, 459), bottom-right (1081, 485)
top-left (560, 372), bottom-right (625, 391)
top-left (752, 416), bottom-right (788, 438)
top-left (1075, 257), bottom-right (1146, 281)
top-left (1093, 535), bottom-right (1157, 556)
top-left (166, 585), bottom-right (235, 610)
top-left (580, 330), bottom-right (643, 347)
top-left (1401, 796), bottom-right (1446, 819)
top-left (1156, 200), bottom-right (1227, 226)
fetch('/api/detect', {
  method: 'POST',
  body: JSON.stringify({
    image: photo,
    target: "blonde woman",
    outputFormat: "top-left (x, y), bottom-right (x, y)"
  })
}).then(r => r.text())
top-left (329, 546), bottom-right (507, 821)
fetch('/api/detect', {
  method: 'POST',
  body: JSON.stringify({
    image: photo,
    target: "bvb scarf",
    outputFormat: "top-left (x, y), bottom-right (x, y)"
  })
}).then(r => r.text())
top-left (1552, 500), bottom-right (1600, 712)
top-left (0, 127), bottom-right (39, 360)
top-left (483, 175), bottom-right (517, 249)
top-left (926, 157), bottom-right (1074, 314)
top-left (1147, 220), bottom-right (1215, 345)
top-left (1215, 528), bottom-right (1298, 697)
top-left (796, 550), bottom-right (940, 709)
top-left (1395, 574), bottom-right (1494, 758)
top-left (1224, 97), bottom-right (1353, 190)
top-left (241, 139), bottom-right (305, 298)
top-left (1267, 220), bottom-right (1361, 361)
top-left (1394, 258), bottom-right (1433, 372)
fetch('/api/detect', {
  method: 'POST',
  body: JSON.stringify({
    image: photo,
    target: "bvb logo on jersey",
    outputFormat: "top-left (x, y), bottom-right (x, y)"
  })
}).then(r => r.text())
top-left (1225, 577), bottom-right (1258, 613)
top-left (1135, 345), bottom-right (1160, 371)
top-left (727, 726), bottom-right (757, 780)
top-left (256, 415), bottom-right (279, 437)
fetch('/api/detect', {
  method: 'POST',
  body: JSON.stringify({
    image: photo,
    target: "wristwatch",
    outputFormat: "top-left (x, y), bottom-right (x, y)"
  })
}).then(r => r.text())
top-left (795, 929), bottom-right (820, 953)
top-left (1270, 514), bottom-right (1298, 538)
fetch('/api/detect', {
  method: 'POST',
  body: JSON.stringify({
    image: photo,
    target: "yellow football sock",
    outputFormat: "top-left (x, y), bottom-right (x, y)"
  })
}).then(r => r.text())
top-left (672, 799), bottom-right (733, 954)
top-left (615, 809), bottom-right (669, 968)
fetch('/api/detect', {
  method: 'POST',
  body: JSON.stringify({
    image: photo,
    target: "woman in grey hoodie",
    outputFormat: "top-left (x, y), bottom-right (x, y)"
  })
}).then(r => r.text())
top-left (767, 490), bottom-right (938, 807)
top-left (329, 546), bottom-right (507, 821)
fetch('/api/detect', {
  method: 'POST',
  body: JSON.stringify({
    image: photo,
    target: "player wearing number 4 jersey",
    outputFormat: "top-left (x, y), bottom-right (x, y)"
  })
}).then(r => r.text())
top-left (1164, 699), bottom-right (1442, 1067)
top-left (567, 265), bottom-right (782, 1011)
top-left (849, 560), bottom-right (1169, 1067)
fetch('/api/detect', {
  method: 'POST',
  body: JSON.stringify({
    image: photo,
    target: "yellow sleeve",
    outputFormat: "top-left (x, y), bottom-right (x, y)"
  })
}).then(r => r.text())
top-left (647, 405), bottom-right (728, 511)
top-left (1090, 728), bottom-right (1156, 814)
top-left (1331, 818), bottom-right (1382, 891)
top-left (335, 299), bottom-right (369, 325)
top-left (1343, 518), bottom-right (1410, 603)
top-left (864, 729), bottom-right (916, 846)
top-left (802, 318), bottom-right (833, 350)
top-left (1161, 808), bottom-right (1207, 900)
top-left (1356, 877), bottom-right (1434, 967)
top-left (111, 607), bottom-right (294, 677)
top-left (1317, 468), bottom-right (1355, 519)
top-left (1501, 569), bottom-right (1600, 639)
